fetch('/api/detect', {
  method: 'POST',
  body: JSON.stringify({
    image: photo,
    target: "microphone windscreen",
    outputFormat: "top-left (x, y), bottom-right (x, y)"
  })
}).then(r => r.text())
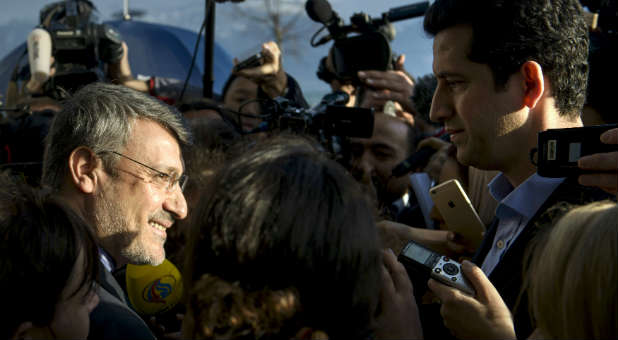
top-left (26, 28), bottom-right (52, 92)
top-left (126, 259), bottom-right (183, 316)
top-left (305, 0), bottom-right (334, 24)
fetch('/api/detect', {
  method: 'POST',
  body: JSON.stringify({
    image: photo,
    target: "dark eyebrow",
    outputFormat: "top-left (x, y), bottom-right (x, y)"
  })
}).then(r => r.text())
top-left (435, 71), bottom-right (465, 79)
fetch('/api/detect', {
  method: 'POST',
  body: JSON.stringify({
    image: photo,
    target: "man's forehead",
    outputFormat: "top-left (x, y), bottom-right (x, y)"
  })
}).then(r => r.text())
top-left (432, 25), bottom-right (474, 75)
top-left (122, 119), bottom-right (184, 171)
top-left (352, 115), bottom-right (409, 149)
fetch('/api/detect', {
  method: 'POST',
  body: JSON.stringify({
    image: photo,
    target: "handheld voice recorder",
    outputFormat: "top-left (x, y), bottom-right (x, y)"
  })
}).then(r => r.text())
top-left (398, 240), bottom-right (475, 296)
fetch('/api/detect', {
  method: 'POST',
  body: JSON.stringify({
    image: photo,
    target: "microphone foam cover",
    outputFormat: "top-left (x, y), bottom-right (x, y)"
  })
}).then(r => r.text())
top-left (26, 28), bottom-right (52, 92)
top-left (305, 0), bottom-right (334, 24)
top-left (126, 259), bottom-right (183, 316)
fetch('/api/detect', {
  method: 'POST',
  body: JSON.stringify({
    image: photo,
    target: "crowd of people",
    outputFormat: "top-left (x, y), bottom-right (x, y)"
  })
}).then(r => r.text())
top-left (1, 0), bottom-right (617, 339)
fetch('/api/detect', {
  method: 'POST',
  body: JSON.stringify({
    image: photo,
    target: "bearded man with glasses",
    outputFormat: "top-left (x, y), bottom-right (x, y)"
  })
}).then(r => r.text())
top-left (42, 82), bottom-right (191, 339)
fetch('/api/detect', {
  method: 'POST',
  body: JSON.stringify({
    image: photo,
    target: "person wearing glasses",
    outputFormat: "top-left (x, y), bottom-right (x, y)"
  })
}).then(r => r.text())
top-left (41, 82), bottom-right (191, 339)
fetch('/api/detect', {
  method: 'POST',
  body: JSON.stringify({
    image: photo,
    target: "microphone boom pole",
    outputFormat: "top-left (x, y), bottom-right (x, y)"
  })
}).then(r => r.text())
top-left (203, 0), bottom-right (215, 98)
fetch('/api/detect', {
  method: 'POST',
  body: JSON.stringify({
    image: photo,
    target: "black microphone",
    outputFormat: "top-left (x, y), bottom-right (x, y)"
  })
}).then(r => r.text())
top-left (305, 0), bottom-right (344, 39)
top-left (386, 2), bottom-right (430, 22)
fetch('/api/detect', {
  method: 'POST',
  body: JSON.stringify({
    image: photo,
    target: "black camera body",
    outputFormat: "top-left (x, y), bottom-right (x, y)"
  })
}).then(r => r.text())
top-left (41, 0), bottom-right (123, 94)
top-left (330, 30), bottom-right (393, 82)
top-left (261, 91), bottom-right (374, 139)
top-left (307, 0), bottom-right (429, 83)
top-left (536, 124), bottom-right (618, 178)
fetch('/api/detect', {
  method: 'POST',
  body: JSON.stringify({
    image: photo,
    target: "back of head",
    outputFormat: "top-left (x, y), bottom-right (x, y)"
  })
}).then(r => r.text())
top-left (526, 201), bottom-right (618, 339)
top-left (184, 135), bottom-right (381, 339)
top-left (42, 82), bottom-right (191, 190)
top-left (0, 173), bottom-right (99, 338)
top-left (424, 0), bottom-right (589, 119)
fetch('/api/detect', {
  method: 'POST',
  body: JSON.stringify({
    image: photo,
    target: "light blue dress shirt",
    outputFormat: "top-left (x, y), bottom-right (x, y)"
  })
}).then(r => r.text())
top-left (481, 173), bottom-right (565, 275)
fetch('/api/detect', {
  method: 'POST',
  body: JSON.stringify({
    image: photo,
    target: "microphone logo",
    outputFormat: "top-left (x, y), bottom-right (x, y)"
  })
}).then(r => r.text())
top-left (142, 275), bottom-right (177, 304)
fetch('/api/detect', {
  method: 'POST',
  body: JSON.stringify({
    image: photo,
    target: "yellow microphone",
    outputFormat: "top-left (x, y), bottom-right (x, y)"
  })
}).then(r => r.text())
top-left (126, 259), bottom-right (183, 316)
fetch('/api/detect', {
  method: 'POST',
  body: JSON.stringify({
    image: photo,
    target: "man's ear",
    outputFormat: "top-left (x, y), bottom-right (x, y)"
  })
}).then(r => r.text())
top-left (520, 61), bottom-right (545, 109)
top-left (68, 146), bottom-right (101, 194)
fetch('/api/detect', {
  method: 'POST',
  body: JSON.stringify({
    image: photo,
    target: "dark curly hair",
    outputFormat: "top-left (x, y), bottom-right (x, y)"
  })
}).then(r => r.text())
top-left (424, 0), bottom-right (589, 119)
top-left (183, 135), bottom-right (381, 339)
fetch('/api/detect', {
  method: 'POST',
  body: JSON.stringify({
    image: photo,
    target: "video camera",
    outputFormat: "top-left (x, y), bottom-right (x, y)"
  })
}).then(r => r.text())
top-left (35, 0), bottom-right (123, 95)
top-left (237, 91), bottom-right (374, 153)
top-left (306, 0), bottom-right (429, 84)
top-left (254, 91), bottom-right (374, 137)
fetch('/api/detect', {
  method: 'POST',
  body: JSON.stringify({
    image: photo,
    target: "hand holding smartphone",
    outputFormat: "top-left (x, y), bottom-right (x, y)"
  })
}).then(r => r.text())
top-left (429, 179), bottom-right (485, 250)
top-left (233, 52), bottom-right (264, 73)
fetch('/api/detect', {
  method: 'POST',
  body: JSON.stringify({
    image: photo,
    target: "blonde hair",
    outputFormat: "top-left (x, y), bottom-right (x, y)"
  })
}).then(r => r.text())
top-left (526, 201), bottom-right (618, 339)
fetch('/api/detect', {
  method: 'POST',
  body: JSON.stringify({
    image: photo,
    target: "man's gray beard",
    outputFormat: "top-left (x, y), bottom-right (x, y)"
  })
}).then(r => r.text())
top-left (94, 187), bottom-right (162, 266)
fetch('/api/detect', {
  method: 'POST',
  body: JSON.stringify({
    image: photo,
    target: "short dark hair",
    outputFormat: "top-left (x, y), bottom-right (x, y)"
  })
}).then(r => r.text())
top-left (184, 135), bottom-right (381, 339)
top-left (424, 0), bottom-right (589, 119)
top-left (0, 174), bottom-right (99, 338)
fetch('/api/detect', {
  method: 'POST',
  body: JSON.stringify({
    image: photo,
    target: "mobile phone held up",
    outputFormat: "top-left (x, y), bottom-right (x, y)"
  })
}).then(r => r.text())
top-left (398, 240), bottom-right (475, 296)
top-left (429, 179), bottom-right (485, 250)
top-left (233, 52), bottom-right (264, 73)
top-left (535, 123), bottom-right (618, 178)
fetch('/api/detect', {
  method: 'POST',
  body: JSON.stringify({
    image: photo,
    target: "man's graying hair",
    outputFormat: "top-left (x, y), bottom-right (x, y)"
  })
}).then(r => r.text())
top-left (42, 82), bottom-right (191, 190)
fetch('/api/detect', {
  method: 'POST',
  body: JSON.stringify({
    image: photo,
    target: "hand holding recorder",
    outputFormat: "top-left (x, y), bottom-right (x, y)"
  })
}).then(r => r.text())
top-left (427, 260), bottom-right (516, 340)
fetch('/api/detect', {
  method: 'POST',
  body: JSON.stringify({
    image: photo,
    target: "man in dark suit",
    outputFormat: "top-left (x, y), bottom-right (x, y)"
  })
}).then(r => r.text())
top-left (42, 82), bottom-right (191, 339)
top-left (408, 0), bottom-right (615, 339)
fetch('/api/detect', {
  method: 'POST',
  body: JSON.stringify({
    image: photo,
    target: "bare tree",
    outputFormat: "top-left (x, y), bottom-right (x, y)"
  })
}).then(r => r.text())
top-left (232, 0), bottom-right (313, 57)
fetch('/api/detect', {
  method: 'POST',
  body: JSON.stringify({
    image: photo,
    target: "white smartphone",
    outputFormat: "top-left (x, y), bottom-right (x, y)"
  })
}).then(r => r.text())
top-left (429, 179), bottom-right (485, 249)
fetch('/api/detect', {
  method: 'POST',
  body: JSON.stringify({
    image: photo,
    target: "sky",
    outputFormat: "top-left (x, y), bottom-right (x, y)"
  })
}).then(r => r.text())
top-left (0, 0), bottom-right (435, 102)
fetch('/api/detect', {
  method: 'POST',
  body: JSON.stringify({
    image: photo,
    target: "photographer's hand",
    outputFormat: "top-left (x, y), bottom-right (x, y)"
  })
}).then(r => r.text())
top-left (107, 42), bottom-right (149, 93)
top-left (427, 261), bottom-right (516, 340)
top-left (358, 55), bottom-right (415, 114)
top-left (577, 128), bottom-right (618, 195)
top-left (373, 249), bottom-right (423, 340)
top-left (235, 41), bottom-right (287, 99)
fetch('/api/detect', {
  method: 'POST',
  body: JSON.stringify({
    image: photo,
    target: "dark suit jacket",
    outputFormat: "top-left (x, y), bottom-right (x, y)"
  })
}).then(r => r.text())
top-left (471, 177), bottom-right (614, 338)
top-left (88, 265), bottom-right (156, 340)
top-left (420, 177), bottom-right (614, 339)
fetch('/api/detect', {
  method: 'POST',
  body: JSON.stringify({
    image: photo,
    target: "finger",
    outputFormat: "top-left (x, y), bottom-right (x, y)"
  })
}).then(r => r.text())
top-left (460, 260), bottom-right (499, 303)
top-left (233, 57), bottom-right (239, 65)
top-left (600, 128), bottom-right (618, 144)
top-left (383, 248), bottom-right (414, 294)
top-left (577, 152), bottom-right (618, 171)
top-left (395, 54), bottom-right (406, 71)
top-left (380, 262), bottom-right (396, 301)
top-left (236, 63), bottom-right (277, 78)
top-left (427, 278), bottom-right (457, 301)
top-left (578, 173), bottom-right (618, 193)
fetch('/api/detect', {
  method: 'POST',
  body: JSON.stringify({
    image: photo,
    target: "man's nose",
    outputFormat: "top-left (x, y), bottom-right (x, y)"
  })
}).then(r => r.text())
top-left (164, 187), bottom-right (188, 220)
top-left (429, 85), bottom-right (454, 123)
top-left (350, 153), bottom-right (374, 184)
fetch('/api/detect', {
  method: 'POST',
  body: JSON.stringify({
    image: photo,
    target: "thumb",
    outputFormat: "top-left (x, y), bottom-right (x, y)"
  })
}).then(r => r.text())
top-left (461, 260), bottom-right (500, 303)
top-left (600, 128), bottom-right (618, 144)
top-left (395, 54), bottom-right (406, 71)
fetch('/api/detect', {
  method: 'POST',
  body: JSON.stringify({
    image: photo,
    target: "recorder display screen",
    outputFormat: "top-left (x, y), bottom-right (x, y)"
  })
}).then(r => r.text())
top-left (403, 244), bottom-right (433, 265)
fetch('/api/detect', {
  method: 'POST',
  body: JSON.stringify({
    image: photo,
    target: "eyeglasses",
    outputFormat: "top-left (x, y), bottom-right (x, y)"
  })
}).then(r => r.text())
top-left (101, 150), bottom-right (188, 192)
